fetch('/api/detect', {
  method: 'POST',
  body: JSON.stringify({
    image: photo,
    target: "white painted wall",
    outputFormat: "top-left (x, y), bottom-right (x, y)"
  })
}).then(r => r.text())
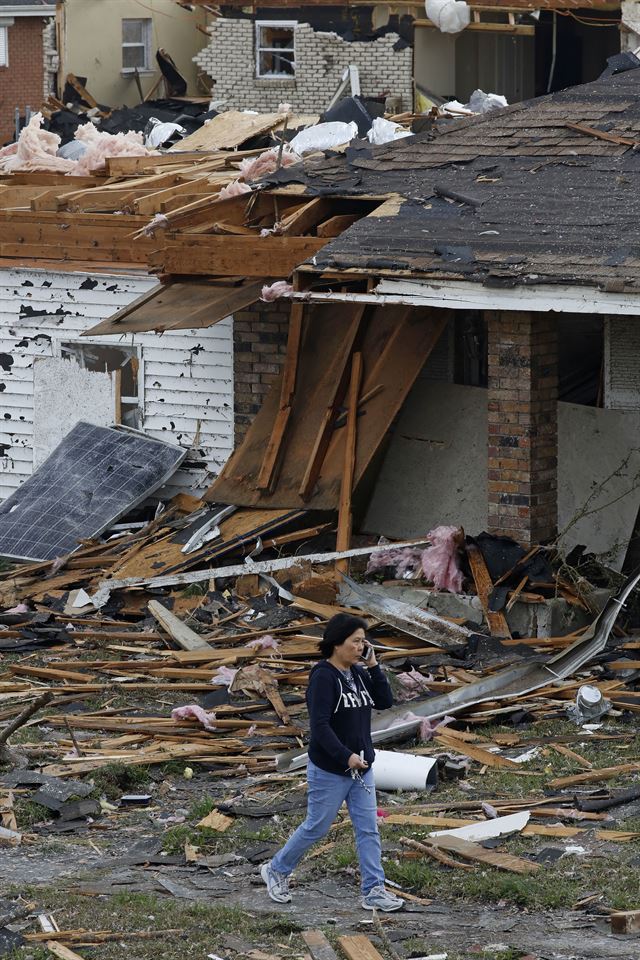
top-left (0, 267), bottom-right (234, 503)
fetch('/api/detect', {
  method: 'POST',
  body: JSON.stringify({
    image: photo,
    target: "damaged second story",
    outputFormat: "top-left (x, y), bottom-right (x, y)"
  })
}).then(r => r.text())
top-left (184, 0), bottom-right (629, 113)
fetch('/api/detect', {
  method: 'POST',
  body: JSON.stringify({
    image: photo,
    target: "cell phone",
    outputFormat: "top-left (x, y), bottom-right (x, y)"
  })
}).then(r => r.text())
top-left (361, 643), bottom-right (374, 662)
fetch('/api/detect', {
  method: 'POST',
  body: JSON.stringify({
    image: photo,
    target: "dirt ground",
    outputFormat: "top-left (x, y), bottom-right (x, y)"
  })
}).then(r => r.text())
top-left (3, 722), bottom-right (640, 960)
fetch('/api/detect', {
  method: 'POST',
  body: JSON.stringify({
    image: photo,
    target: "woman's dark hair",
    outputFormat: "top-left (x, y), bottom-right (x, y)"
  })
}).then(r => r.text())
top-left (318, 613), bottom-right (367, 658)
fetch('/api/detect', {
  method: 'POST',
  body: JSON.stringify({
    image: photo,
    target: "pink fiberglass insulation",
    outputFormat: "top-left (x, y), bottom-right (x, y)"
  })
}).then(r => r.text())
top-left (421, 525), bottom-right (465, 593)
top-left (1, 113), bottom-right (76, 173)
top-left (395, 667), bottom-right (434, 702)
top-left (171, 704), bottom-right (217, 731)
top-left (73, 123), bottom-right (150, 175)
top-left (388, 710), bottom-right (455, 741)
top-left (218, 180), bottom-right (252, 200)
top-left (246, 634), bottom-right (279, 650)
top-left (260, 280), bottom-right (294, 301)
top-left (211, 665), bottom-right (238, 687)
top-left (239, 147), bottom-right (299, 181)
top-left (365, 546), bottom-right (423, 579)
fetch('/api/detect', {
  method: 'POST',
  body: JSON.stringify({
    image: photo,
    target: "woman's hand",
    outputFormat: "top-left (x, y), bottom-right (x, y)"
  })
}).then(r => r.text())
top-left (348, 753), bottom-right (369, 770)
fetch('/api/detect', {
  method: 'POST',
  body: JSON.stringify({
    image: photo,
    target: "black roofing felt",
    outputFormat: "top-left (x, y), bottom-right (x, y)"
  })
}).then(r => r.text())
top-left (266, 70), bottom-right (640, 290)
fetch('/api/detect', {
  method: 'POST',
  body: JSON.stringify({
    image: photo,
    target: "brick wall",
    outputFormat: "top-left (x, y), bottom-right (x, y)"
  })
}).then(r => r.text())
top-left (0, 17), bottom-right (47, 143)
top-left (233, 301), bottom-right (290, 441)
top-left (195, 19), bottom-right (413, 113)
top-left (487, 311), bottom-right (558, 546)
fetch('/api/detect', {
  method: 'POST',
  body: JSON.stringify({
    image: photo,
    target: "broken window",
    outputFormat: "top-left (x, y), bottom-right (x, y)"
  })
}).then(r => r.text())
top-left (60, 343), bottom-right (142, 429)
top-left (122, 18), bottom-right (152, 72)
top-left (0, 26), bottom-right (8, 68)
top-left (256, 21), bottom-right (296, 78)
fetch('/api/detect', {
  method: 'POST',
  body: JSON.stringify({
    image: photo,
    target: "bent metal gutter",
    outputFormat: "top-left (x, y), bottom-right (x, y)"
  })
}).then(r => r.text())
top-left (275, 569), bottom-right (640, 772)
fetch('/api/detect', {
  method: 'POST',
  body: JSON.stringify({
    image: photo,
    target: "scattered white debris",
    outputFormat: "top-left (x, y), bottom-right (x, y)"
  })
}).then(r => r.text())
top-left (426, 0), bottom-right (470, 33)
top-left (289, 120), bottom-right (358, 154)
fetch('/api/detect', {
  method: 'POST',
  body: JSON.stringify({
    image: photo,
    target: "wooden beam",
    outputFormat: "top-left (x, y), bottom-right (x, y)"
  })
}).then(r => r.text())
top-left (317, 214), bottom-right (361, 238)
top-left (157, 236), bottom-right (326, 277)
top-left (466, 542), bottom-right (512, 639)
top-left (299, 305), bottom-right (365, 501)
top-left (338, 935), bottom-right (385, 960)
top-left (302, 931), bottom-right (340, 960)
top-left (256, 302), bottom-right (304, 492)
top-left (336, 351), bottom-right (363, 573)
top-left (611, 910), bottom-right (640, 935)
top-left (147, 601), bottom-right (212, 652)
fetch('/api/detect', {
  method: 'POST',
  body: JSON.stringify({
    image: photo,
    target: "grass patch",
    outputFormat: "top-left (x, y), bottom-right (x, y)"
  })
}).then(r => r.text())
top-left (89, 763), bottom-right (151, 800)
top-left (13, 798), bottom-right (51, 829)
top-left (3, 891), bottom-right (302, 960)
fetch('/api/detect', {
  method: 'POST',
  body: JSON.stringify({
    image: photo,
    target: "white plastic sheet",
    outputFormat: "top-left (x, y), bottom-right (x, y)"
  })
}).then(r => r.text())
top-left (289, 121), bottom-right (358, 154)
top-left (425, 0), bottom-right (470, 34)
top-left (367, 117), bottom-right (413, 145)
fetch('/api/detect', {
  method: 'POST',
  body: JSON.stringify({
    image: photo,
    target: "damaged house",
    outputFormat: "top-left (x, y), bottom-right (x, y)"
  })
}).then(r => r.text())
top-left (0, 0), bottom-right (57, 143)
top-left (185, 0), bottom-right (624, 113)
top-left (2, 66), bottom-right (640, 581)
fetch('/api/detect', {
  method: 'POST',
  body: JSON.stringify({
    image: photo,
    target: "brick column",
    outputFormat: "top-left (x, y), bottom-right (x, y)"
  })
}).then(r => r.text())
top-left (487, 311), bottom-right (558, 546)
top-left (233, 301), bottom-right (289, 442)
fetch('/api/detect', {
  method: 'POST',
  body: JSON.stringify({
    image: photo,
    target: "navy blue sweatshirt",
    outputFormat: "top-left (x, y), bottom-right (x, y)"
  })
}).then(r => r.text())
top-left (306, 659), bottom-right (394, 776)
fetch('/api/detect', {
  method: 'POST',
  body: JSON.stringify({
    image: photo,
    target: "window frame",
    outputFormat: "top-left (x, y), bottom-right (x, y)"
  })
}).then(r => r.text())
top-left (255, 19), bottom-right (297, 80)
top-left (0, 25), bottom-right (8, 68)
top-left (121, 18), bottom-right (153, 74)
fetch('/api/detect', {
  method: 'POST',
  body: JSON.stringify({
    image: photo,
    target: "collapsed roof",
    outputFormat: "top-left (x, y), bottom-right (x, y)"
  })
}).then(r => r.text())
top-left (263, 68), bottom-right (640, 292)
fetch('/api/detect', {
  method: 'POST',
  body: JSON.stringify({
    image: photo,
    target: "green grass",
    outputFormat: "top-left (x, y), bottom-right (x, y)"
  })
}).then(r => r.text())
top-left (89, 762), bottom-right (152, 800)
top-left (13, 798), bottom-right (51, 829)
top-left (1, 893), bottom-right (303, 960)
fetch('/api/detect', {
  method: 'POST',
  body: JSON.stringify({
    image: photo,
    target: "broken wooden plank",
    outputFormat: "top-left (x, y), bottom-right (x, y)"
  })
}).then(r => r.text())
top-left (425, 834), bottom-right (539, 874)
top-left (610, 910), bottom-right (640, 934)
top-left (466, 542), bottom-right (511, 639)
top-left (336, 351), bottom-right (363, 573)
top-left (147, 600), bottom-right (212, 651)
top-left (548, 762), bottom-right (640, 788)
top-left (302, 930), bottom-right (340, 960)
top-left (338, 935), bottom-right (385, 960)
top-left (45, 942), bottom-right (87, 960)
top-left (400, 835), bottom-right (473, 869)
top-left (197, 809), bottom-right (234, 831)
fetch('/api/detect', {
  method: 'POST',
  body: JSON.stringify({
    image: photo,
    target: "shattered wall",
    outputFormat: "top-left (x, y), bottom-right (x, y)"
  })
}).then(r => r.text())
top-left (0, 268), bottom-right (234, 502)
top-left (194, 19), bottom-right (413, 112)
top-left (233, 301), bottom-right (289, 442)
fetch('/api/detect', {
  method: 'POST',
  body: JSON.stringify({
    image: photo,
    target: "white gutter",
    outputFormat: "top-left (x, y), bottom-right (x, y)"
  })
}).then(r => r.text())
top-left (288, 278), bottom-right (640, 317)
top-left (0, 4), bottom-right (55, 15)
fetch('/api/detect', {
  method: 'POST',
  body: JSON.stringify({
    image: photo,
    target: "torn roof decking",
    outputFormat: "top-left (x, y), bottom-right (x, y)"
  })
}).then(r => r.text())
top-left (265, 70), bottom-right (640, 292)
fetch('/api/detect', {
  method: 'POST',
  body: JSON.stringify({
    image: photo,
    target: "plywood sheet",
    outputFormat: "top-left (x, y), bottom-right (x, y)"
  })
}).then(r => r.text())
top-left (170, 111), bottom-right (287, 151)
top-left (208, 304), bottom-right (447, 510)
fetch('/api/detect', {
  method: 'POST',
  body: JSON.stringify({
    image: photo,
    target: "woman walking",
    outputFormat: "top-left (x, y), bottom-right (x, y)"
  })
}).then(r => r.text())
top-left (261, 613), bottom-right (404, 912)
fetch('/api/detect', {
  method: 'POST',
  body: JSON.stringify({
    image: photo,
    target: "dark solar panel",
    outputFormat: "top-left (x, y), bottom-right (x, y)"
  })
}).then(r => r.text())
top-left (0, 422), bottom-right (186, 561)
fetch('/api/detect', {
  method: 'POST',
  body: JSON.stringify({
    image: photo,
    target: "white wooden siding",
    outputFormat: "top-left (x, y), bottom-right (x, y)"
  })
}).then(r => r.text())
top-left (0, 267), bottom-right (234, 503)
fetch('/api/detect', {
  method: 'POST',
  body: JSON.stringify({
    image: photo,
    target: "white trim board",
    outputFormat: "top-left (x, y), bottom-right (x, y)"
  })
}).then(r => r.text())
top-left (288, 279), bottom-right (640, 316)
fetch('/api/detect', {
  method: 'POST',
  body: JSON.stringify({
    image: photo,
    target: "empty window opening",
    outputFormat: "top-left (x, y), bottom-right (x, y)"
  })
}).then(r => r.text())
top-left (61, 343), bottom-right (142, 429)
top-left (256, 21), bottom-right (296, 78)
top-left (122, 18), bottom-right (152, 73)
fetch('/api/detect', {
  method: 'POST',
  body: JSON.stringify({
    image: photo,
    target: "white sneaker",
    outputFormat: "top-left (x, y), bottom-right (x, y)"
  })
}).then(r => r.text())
top-left (260, 860), bottom-right (292, 903)
top-left (361, 884), bottom-right (404, 912)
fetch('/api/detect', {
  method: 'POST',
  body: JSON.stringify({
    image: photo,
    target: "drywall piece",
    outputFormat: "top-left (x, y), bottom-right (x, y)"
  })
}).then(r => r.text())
top-left (33, 356), bottom-right (117, 468)
top-left (557, 401), bottom-right (640, 570)
top-left (429, 810), bottom-right (530, 841)
top-left (363, 381), bottom-right (488, 538)
top-left (364, 381), bottom-right (640, 569)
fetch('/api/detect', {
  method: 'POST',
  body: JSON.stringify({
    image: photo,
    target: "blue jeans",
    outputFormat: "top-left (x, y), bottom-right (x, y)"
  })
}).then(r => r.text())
top-left (270, 760), bottom-right (386, 894)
